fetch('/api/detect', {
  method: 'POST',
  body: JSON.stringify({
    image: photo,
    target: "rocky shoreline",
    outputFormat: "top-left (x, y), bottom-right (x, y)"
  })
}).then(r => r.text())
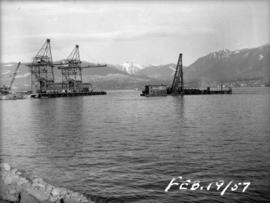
top-left (0, 163), bottom-right (94, 203)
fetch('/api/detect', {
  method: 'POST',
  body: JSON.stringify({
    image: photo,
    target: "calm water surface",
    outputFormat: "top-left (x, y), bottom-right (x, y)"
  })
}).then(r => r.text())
top-left (1, 87), bottom-right (270, 202)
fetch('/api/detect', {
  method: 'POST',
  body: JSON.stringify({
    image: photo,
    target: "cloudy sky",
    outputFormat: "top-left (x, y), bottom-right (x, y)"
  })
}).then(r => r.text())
top-left (1, 0), bottom-right (269, 66)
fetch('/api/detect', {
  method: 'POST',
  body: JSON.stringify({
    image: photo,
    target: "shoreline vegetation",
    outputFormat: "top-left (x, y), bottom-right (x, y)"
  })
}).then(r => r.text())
top-left (0, 163), bottom-right (93, 203)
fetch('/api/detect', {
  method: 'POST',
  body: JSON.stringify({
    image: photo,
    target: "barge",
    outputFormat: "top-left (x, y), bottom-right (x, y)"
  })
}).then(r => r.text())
top-left (168, 86), bottom-right (232, 95)
top-left (31, 91), bottom-right (106, 98)
top-left (141, 85), bottom-right (232, 96)
top-left (141, 53), bottom-right (232, 96)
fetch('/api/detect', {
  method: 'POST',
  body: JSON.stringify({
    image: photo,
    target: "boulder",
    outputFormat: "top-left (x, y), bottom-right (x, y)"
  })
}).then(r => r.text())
top-left (26, 187), bottom-right (50, 202)
top-left (3, 163), bottom-right (11, 171)
top-left (0, 163), bottom-right (94, 203)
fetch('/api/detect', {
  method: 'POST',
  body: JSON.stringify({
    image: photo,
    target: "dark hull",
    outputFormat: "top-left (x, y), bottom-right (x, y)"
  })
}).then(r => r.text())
top-left (30, 91), bottom-right (106, 98)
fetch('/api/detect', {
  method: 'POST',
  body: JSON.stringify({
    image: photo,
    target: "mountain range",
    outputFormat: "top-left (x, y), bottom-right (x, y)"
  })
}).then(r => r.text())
top-left (184, 44), bottom-right (270, 87)
top-left (1, 44), bottom-right (269, 91)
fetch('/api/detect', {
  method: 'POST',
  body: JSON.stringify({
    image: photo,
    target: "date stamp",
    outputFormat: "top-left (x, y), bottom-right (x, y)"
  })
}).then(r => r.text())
top-left (165, 176), bottom-right (250, 196)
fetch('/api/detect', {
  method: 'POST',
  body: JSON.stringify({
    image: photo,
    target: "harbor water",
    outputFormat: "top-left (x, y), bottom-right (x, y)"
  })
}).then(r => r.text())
top-left (1, 87), bottom-right (270, 202)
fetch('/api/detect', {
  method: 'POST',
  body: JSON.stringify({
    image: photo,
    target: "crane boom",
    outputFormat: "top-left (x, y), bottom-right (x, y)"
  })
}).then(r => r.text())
top-left (57, 63), bottom-right (106, 69)
top-left (84, 64), bottom-right (107, 68)
top-left (9, 62), bottom-right (21, 89)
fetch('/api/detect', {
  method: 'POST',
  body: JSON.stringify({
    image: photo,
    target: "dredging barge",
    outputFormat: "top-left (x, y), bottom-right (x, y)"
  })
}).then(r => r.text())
top-left (141, 53), bottom-right (232, 96)
top-left (26, 39), bottom-right (107, 98)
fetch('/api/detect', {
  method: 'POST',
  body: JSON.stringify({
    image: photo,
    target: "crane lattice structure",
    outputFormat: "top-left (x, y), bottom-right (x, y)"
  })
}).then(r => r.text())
top-left (0, 62), bottom-right (21, 95)
top-left (171, 53), bottom-right (184, 95)
top-left (57, 45), bottom-right (106, 91)
top-left (58, 45), bottom-right (82, 90)
top-left (28, 39), bottom-right (54, 93)
top-left (9, 62), bottom-right (21, 91)
top-left (27, 39), bottom-right (106, 93)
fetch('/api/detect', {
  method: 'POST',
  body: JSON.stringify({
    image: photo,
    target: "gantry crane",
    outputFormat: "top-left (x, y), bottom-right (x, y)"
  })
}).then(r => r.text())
top-left (57, 44), bottom-right (106, 91)
top-left (27, 39), bottom-right (55, 93)
top-left (26, 39), bottom-right (106, 93)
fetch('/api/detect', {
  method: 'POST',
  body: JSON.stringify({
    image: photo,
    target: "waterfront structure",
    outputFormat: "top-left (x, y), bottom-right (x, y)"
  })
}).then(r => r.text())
top-left (25, 39), bottom-right (106, 97)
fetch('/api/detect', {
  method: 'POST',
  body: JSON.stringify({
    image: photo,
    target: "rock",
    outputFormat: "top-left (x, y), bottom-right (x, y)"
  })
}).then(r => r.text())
top-left (16, 171), bottom-right (22, 176)
top-left (20, 190), bottom-right (40, 203)
top-left (51, 187), bottom-right (66, 198)
top-left (17, 177), bottom-right (30, 187)
top-left (0, 164), bottom-right (93, 203)
top-left (10, 168), bottom-right (17, 175)
top-left (32, 177), bottom-right (44, 184)
top-left (26, 187), bottom-right (50, 202)
top-left (44, 184), bottom-right (54, 195)
top-left (32, 178), bottom-right (47, 191)
top-left (0, 200), bottom-right (14, 203)
top-left (3, 164), bottom-right (11, 172)
top-left (0, 183), bottom-right (19, 202)
top-left (2, 174), bottom-right (14, 185)
top-left (63, 199), bottom-right (86, 203)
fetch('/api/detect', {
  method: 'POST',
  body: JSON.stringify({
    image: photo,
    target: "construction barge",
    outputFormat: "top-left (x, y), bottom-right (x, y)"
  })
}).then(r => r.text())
top-left (141, 53), bottom-right (232, 96)
top-left (31, 91), bottom-right (106, 98)
top-left (141, 85), bottom-right (231, 96)
top-left (23, 39), bottom-right (107, 99)
top-left (179, 87), bottom-right (232, 95)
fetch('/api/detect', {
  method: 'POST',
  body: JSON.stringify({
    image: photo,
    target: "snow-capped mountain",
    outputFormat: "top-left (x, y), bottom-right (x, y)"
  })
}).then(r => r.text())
top-left (135, 63), bottom-right (176, 81)
top-left (207, 49), bottom-right (232, 59)
top-left (115, 62), bottom-right (144, 74)
top-left (184, 44), bottom-right (270, 86)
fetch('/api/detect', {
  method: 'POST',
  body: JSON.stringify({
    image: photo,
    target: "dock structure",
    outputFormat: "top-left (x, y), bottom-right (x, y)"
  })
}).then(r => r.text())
top-left (141, 53), bottom-right (232, 96)
top-left (26, 39), bottom-right (107, 98)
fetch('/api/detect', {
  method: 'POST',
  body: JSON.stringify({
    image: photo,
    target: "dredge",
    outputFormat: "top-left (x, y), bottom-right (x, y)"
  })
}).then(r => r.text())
top-left (27, 39), bottom-right (106, 98)
top-left (141, 53), bottom-right (232, 96)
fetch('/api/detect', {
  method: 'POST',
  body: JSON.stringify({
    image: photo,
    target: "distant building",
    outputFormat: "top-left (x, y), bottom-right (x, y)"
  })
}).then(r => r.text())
top-left (141, 84), bottom-right (167, 96)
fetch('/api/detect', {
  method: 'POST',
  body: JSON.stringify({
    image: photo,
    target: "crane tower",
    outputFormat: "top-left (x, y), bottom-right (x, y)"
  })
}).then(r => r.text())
top-left (28, 39), bottom-right (54, 93)
top-left (57, 45), bottom-right (107, 91)
top-left (57, 45), bottom-right (83, 91)
top-left (171, 53), bottom-right (184, 94)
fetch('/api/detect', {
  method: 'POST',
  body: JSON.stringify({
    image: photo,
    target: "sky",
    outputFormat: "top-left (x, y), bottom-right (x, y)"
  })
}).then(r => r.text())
top-left (1, 0), bottom-right (269, 66)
